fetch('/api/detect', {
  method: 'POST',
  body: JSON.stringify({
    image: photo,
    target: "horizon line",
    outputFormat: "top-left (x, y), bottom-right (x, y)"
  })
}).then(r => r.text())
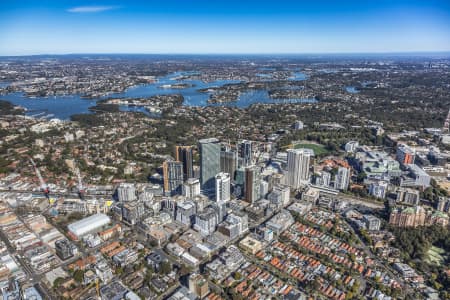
top-left (1, 50), bottom-right (450, 58)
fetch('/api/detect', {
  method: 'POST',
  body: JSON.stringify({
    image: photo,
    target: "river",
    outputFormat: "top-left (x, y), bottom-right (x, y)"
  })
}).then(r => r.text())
top-left (0, 71), bottom-right (315, 120)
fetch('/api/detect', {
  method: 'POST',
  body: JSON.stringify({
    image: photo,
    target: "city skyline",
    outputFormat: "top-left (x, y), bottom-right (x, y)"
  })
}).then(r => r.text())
top-left (1, 1), bottom-right (450, 299)
top-left (1, 31), bottom-right (450, 299)
top-left (1, 0), bottom-right (450, 55)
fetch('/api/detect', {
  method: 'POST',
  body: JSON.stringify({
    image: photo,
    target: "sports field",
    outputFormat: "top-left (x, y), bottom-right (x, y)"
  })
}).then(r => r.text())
top-left (293, 142), bottom-right (329, 156)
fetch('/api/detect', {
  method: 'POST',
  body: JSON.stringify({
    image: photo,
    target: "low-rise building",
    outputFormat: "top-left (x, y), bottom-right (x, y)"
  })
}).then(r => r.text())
top-left (98, 224), bottom-right (122, 241)
top-left (393, 263), bottom-right (420, 281)
top-left (345, 141), bottom-right (359, 153)
top-left (188, 273), bottom-right (209, 298)
top-left (219, 245), bottom-right (244, 272)
top-left (268, 184), bottom-right (290, 206)
top-left (55, 238), bottom-right (78, 260)
top-left (368, 181), bottom-right (388, 199)
top-left (396, 188), bottom-right (420, 205)
top-left (362, 215), bottom-right (381, 231)
top-left (96, 260), bottom-right (114, 283)
top-left (100, 280), bottom-right (129, 300)
top-left (239, 235), bottom-right (263, 255)
top-left (176, 201), bottom-right (196, 226)
top-left (122, 202), bottom-right (144, 225)
top-left (389, 206), bottom-right (449, 227)
top-left (437, 197), bottom-right (450, 212)
top-left (146, 250), bottom-right (169, 272)
top-left (301, 187), bottom-right (320, 204)
top-left (401, 164), bottom-right (431, 188)
top-left (194, 207), bottom-right (218, 236)
top-left (112, 249), bottom-right (138, 267)
top-left (266, 210), bottom-right (294, 235)
top-left (67, 213), bottom-right (111, 240)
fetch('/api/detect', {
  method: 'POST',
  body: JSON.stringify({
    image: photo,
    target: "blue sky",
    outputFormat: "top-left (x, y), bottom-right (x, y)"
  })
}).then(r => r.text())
top-left (0, 0), bottom-right (449, 55)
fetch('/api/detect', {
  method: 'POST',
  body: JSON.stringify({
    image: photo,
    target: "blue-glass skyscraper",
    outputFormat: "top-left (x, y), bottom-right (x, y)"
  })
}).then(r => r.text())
top-left (199, 138), bottom-right (221, 195)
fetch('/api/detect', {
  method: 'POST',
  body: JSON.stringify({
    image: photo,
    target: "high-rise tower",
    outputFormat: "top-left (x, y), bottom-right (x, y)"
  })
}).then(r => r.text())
top-left (334, 167), bottom-right (350, 191)
top-left (163, 161), bottom-right (184, 196)
top-left (215, 172), bottom-right (231, 202)
top-left (287, 148), bottom-right (310, 189)
top-left (199, 138), bottom-right (221, 194)
top-left (238, 140), bottom-right (253, 167)
top-left (220, 148), bottom-right (237, 180)
top-left (244, 165), bottom-right (261, 204)
top-left (175, 145), bottom-right (193, 180)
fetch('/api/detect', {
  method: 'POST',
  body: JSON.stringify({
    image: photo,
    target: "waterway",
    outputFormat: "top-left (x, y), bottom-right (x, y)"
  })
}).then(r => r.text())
top-left (345, 86), bottom-right (359, 94)
top-left (0, 71), bottom-right (314, 120)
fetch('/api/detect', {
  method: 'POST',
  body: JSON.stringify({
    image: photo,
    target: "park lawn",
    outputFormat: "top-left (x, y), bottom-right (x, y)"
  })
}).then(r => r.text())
top-left (293, 142), bottom-right (329, 156)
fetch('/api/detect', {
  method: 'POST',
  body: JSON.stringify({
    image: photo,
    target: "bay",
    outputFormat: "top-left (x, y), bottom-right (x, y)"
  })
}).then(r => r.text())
top-left (0, 71), bottom-right (314, 120)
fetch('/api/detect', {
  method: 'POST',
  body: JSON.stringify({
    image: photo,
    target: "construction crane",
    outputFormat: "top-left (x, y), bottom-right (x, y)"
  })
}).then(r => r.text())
top-left (95, 278), bottom-right (100, 300)
top-left (30, 158), bottom-right (50, 198)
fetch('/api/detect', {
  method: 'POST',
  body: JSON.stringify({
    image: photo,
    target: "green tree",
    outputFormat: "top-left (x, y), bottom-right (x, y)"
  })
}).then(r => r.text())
top-left (356, 171), bottom-right (367, 184)
top-left (73, 270), bottom-right (84, 283)
top-left (159, 261), bottom-right (171, 275)
top-left (233, 272), bottom-right (242, 281)
top-left (53, 277), bottom-right (65, 288)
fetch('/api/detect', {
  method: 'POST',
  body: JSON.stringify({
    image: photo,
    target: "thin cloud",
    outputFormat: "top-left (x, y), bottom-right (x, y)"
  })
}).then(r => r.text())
top-left (67, 5), bottom-right (120, 13)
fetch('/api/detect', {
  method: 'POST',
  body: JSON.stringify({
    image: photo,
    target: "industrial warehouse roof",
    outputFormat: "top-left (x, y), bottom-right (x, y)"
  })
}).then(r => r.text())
top-left (68, 213), bottom-right (111, 238)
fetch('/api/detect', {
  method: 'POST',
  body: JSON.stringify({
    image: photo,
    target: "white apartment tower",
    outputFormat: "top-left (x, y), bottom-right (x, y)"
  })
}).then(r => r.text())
top-left (183, 178), bottom-right (201, 199)
top-left (287, 149), bottom-right (311, 189)
top-left (334, 167), bottom-right (350, 191)
top-left (117, 183), bottom-right (136, 202)
top-left (215, 172), bottom-right (231, 202)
